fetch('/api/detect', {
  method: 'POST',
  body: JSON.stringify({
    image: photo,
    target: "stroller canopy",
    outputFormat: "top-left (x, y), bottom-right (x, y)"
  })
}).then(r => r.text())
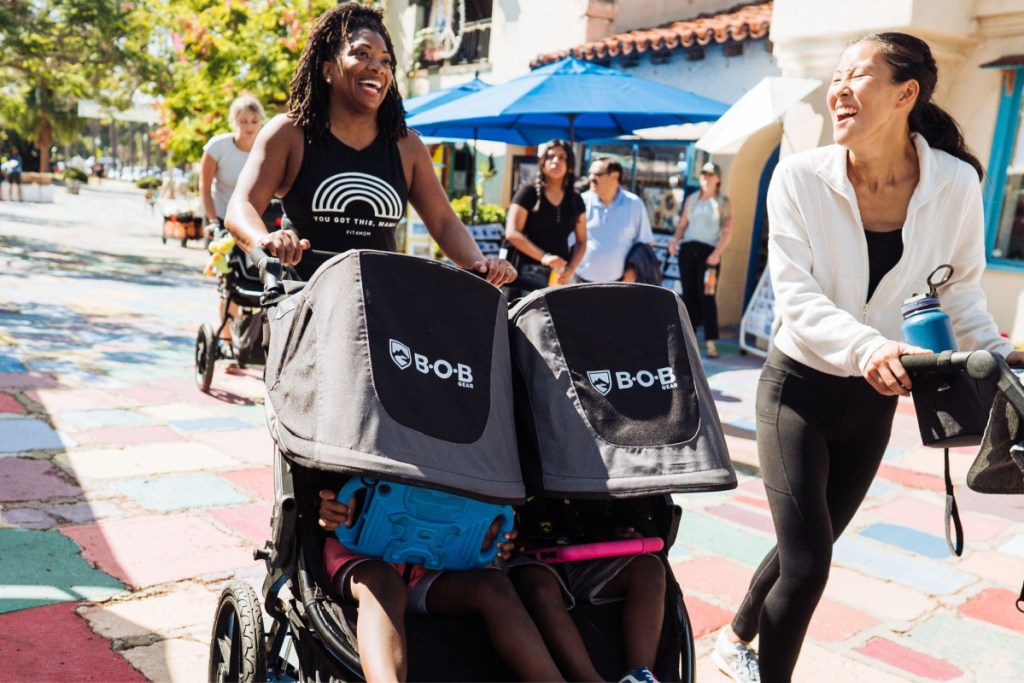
top-left (510, 283), bottom-right (736, 498)
top-left (968, 390), bottom-right (1024, 494)
top-left (265, 250), bottom-right (524, 504)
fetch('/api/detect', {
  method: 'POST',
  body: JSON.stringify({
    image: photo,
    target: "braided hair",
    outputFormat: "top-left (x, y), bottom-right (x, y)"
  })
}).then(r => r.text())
top-left (288, 2), bottom-right (406, 142)
top-left (860, 32), bottom-right (983, 180)
top-left (531, 139), bottom-right (576, 212)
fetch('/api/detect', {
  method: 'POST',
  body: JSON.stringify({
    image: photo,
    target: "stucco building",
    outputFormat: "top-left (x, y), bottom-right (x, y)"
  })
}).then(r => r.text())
top-left (387, 0), bottom-right (1024, 339)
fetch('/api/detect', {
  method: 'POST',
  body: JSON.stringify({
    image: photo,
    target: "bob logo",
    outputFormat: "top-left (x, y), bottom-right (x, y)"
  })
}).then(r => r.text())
top-left (389, 339), bottom-right (412, 369)
top-left (588, 367), bottom-right (677, 394)
top-left (587, 370), bottom-right (612, 396)
top-left (389, 338), bottom-right (474, 389)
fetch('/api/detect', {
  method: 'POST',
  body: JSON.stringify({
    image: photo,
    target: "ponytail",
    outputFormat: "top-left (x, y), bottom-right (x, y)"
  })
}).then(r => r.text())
top-left (910, 101), bottom-right (983, 180)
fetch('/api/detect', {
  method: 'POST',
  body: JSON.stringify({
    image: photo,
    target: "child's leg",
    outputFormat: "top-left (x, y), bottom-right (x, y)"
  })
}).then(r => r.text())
top-left (426, 568), bottom-right (565, 682)
top-left (342, 560), bottom-right (410, 682)
top-left (510, 565), bottom-right (602, 682)
top-left (595, 554), bottom-right (665, 671)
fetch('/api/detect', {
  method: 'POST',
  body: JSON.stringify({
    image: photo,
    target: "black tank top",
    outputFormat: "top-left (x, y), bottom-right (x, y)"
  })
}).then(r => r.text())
top-left (864, 228), bottom-right (903, 301)
top-left (283, 131), bottom-right (408, 280)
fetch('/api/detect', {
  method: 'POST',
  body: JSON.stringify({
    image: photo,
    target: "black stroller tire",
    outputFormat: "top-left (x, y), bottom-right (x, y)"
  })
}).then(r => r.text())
top-left (195, 324), bottom-right (217, 392)
top-left (209, 580), bottom-right (267, 683)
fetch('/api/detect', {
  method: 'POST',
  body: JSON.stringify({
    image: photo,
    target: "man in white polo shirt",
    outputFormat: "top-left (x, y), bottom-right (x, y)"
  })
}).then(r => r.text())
top-left (574, 157), bottom-right (653, 282)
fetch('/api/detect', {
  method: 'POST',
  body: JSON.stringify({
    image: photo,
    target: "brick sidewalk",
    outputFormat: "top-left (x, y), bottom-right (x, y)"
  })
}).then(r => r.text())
top-left (0, 186), bottom-right (1021, 682)
top-left (681, 349), bottom-right (1024, 682)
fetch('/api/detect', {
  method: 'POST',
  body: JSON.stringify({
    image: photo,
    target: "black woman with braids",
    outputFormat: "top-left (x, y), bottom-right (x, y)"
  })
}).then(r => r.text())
top-left (225, 2), bottom-right (517, 288)
top-left (226, 5), bottom-right (562, 682)
top-left (503, 139), bottom-right (587, 296)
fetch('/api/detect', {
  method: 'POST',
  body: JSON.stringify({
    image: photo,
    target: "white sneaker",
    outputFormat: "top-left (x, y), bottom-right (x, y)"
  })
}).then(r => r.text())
top-left (619, 666), bottom-right (658, 683)
top-left (711, 626), bottom-right (760, 682)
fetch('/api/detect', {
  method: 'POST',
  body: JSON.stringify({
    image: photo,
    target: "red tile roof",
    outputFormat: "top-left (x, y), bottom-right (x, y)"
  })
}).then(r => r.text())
top-left (530, 1), bottom-right (772, 68)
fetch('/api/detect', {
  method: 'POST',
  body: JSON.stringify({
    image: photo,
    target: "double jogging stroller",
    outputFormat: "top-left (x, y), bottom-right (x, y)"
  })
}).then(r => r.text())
top-left (208, 249), bottom-right (736, 682)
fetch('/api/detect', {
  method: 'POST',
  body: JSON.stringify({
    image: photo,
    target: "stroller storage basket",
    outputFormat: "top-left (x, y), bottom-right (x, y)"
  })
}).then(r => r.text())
top-left (265, 249), bottom-right (524, 505)
top-left (510, 282), bottom-right (736, 498)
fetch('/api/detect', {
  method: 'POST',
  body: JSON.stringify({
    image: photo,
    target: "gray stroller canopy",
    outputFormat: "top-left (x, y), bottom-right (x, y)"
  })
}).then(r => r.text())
top-left (968, 391), bottom-right (1024, 494)
top-left (510, 283), bottom-right (737, 498)
top-left (265, 250), bottom-right (524, 504)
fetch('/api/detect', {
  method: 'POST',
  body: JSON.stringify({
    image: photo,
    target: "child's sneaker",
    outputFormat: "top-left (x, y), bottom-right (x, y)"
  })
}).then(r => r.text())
top-left (711, 626), bottom-right (760, 682)
top-left (619, 666), bottom-right (658, 683)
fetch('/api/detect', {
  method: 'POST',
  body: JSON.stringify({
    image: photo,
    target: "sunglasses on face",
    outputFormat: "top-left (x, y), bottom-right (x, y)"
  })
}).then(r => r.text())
top-left (588, 170), bottom-right (609, 178)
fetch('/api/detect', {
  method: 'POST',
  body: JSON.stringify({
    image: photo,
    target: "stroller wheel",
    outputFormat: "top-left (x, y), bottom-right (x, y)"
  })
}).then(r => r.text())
top-left (209, 580), bottom-right (267, 683)
top-left (195, 324), bottom-right (217, 392)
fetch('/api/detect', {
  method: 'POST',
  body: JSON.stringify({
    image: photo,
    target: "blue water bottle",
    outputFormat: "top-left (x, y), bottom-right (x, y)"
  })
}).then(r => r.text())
top-left (900, 264), bottom-right (957, 351)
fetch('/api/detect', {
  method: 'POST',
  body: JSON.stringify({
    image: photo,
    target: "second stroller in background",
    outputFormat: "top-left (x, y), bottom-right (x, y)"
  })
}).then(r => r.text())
top-left (195, 199), bottom-right (285, 392)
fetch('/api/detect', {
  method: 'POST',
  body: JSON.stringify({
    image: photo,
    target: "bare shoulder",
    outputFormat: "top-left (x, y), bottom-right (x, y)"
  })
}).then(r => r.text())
top-left (262, 114), bottom-right (304, 148)
top-left (397, 129), bottom-right (429, 160)
top-left (397, 130), bottom-right (430, 187)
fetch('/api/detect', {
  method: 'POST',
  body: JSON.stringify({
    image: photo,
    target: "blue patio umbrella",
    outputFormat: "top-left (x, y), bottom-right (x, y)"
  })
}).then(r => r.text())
top-left (403, 77), bottom-right (493, 215)
top-left (403, 77), bottom-right (491, 118)
top-left (406, 57), bottom-right (729, 145)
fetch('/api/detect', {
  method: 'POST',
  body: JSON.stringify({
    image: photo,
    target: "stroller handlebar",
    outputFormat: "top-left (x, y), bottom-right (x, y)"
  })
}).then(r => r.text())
top-left (247, 245), bottom-right (287, 306)
top-left (900, 350), bottom-right (1004, 382)
top-left (901, 350), bottom-right (1024, 415)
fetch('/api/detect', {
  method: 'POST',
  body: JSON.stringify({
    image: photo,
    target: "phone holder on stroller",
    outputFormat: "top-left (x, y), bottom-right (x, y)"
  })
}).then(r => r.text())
top-left (334, 477), bottom-right (514, 571)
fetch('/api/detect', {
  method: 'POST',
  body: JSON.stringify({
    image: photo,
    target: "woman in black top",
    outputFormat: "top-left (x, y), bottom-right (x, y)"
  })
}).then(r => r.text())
top-left (223, 5), bottom-right (559, 683)
top-left (225, 4), bottom-right (516, 288)
top-left (504, 140), bottom-right (587, 292)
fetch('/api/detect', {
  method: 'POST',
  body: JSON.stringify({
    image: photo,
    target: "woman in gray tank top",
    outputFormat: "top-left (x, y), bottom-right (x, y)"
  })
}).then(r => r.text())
top-left (668, 161), bottom-right (732, 358)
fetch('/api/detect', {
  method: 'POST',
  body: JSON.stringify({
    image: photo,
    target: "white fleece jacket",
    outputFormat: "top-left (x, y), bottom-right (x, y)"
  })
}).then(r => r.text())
top-left (768, 134), bottom-right (1012, 377)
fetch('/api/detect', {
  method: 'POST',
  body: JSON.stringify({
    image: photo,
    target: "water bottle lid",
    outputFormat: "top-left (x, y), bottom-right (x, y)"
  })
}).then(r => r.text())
top-left (901, 293), bottom-right (940, 316)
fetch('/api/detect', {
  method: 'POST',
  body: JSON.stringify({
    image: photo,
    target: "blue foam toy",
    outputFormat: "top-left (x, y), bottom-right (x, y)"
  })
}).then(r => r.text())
top-left (334, 477), bottom-right (515, 571)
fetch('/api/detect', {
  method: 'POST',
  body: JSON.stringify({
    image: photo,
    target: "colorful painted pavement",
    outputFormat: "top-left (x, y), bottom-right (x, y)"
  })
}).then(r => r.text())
top-left (0, 184), bottom-right (1021, 682)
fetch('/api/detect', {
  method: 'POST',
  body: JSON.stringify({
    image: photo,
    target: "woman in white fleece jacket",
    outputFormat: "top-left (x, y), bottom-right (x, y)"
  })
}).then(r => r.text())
top-left (712, 32), bottom-right (1024, 683)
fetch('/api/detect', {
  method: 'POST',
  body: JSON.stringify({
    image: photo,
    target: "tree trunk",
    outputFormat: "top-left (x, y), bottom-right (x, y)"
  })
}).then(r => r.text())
top-left (35, 116), bottom-right (53, 174)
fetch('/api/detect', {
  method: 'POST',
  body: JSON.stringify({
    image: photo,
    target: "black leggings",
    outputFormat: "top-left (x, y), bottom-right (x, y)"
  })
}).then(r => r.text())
top-left (678, 241), bottom-right (719, 341)
top-left (732, 348), bottom-right (897, 682)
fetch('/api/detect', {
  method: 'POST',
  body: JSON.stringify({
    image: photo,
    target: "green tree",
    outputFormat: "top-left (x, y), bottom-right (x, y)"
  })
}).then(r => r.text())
top-left (0, 0), bottom-right (160, 172)
top-left (152, 0), bottom-right (337, 165)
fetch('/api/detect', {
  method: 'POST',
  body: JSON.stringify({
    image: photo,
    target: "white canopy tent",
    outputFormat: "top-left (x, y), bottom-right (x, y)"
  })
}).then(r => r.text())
top-left (695, 77), bottom-right (822, 155)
